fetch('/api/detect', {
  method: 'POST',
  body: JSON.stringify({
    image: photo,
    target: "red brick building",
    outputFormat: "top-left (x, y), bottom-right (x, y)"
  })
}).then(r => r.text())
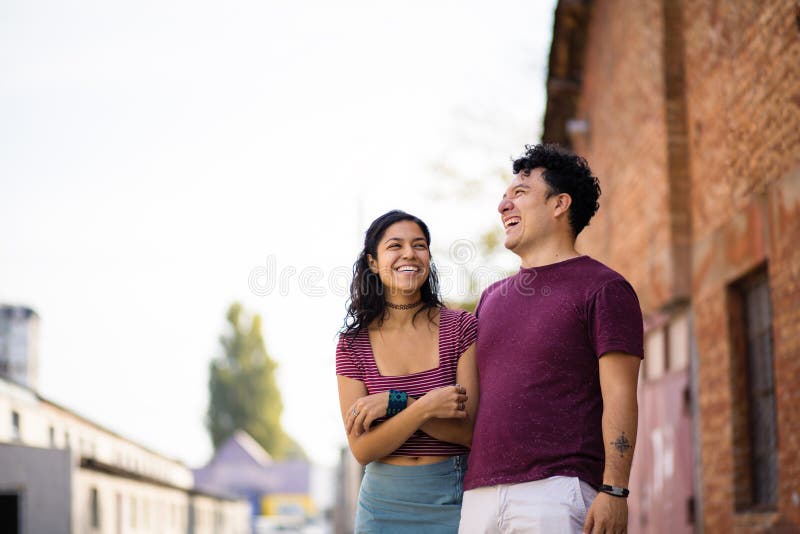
top-left (543, 1), bottom-right (800, 532)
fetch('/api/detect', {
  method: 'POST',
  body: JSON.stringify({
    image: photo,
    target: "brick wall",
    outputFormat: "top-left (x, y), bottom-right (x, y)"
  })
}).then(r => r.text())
top-left (572, 0), bottom-right (674, 314)
top-left (545, 0), bottom-right (800, 531)
top-left (683, 0), bottom-right (800, 530)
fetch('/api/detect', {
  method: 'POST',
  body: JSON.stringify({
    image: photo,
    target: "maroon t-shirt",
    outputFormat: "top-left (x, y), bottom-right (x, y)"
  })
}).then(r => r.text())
top-left (464, 255), bottom-right (644, 491)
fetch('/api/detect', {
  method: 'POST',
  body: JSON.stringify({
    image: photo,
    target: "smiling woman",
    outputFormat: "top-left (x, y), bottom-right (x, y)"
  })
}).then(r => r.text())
top-left (335, 210), bottom-right (479, 533)
top-left (342, 211), bottom-right (444, 334)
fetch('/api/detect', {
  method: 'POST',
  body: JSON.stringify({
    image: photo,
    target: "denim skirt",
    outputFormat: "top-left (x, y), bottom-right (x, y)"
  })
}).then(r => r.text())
top-left (354, 455), bottom-right (467, 534)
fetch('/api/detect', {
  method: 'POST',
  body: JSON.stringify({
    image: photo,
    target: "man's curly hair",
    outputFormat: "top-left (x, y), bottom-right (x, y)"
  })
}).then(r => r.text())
top-left (512, 144), bottom-right (601, 237)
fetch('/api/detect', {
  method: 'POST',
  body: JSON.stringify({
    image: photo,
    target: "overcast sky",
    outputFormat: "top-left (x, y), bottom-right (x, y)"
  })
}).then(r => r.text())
top-left (1, 0), bottom-right (556, 469)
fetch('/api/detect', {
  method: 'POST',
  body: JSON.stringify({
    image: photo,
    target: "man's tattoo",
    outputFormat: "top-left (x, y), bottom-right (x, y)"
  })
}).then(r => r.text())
top-left (611, 432), bottom-right (632, 457)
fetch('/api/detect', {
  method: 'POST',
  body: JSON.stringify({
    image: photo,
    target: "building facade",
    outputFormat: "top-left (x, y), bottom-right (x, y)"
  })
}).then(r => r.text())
top-left (0, 354), bottom-right (249, 534)
top-left (543, 1), bottom-right (799, 532)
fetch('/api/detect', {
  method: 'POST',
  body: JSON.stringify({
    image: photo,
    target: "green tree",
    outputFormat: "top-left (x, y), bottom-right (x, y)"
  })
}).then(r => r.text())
top-left (205, 302), bottom-right (306, 460)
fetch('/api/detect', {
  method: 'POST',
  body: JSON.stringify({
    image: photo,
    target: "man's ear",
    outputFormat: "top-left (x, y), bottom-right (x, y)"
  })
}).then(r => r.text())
top-left (553, 193), bottom-right (572, 219)
top-left (367, 254), bottom-right (378, 273)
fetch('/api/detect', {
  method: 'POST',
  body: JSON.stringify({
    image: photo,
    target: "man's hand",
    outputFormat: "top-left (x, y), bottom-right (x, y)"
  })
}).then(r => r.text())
top-left (583, 492), bottom-right (627, 534)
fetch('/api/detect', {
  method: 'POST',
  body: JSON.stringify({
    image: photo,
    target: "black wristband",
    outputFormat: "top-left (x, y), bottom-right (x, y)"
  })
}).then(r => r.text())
top-left (599, 484), bottom-right (630, 498)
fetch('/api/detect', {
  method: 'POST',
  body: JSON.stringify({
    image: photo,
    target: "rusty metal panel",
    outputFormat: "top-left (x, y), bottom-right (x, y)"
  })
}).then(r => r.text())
top-left (628, 369), bottom-right (695, 534)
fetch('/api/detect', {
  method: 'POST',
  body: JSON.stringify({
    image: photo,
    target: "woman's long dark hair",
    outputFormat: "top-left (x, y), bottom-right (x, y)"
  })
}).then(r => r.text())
top-left (340, 210), bottom-right (444, 337)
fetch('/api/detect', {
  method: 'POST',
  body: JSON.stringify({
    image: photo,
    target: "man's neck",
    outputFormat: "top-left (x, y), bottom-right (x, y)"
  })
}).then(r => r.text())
top-left (517, 238), bottom-right (580, 269)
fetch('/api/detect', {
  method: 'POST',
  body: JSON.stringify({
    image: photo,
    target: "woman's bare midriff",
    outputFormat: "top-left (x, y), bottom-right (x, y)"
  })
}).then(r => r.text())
top-left (378, 455), bottom-right (451, 466)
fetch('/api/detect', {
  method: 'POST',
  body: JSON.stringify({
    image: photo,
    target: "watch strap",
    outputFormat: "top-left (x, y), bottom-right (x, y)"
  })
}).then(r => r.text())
top-left (599, 484), bottom-right (630, 498)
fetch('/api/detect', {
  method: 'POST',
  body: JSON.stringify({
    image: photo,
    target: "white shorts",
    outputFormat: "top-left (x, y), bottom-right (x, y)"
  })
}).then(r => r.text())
top-left (458, 476), bottom-right (597, 534)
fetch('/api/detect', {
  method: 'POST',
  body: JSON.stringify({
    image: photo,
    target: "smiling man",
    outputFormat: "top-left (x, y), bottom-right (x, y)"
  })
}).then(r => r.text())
top-left (458, 144), bottom-right (644, 534)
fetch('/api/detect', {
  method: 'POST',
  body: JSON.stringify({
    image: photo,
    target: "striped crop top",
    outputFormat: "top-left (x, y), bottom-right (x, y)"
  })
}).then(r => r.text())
top-left (336, 307), bottom-right (478, 457)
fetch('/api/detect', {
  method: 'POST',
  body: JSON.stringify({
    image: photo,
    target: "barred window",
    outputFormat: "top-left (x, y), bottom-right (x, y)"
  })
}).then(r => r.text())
top-left (730, 266), bottom-right (778, 510)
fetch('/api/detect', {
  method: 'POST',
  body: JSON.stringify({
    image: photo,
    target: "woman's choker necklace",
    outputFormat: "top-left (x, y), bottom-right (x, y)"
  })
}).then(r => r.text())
top-left (385, 300), bottom-right (423, 310)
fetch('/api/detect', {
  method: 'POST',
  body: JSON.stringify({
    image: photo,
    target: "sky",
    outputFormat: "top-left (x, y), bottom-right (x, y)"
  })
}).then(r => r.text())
top-left (1, 0), bottom-right (556, 471)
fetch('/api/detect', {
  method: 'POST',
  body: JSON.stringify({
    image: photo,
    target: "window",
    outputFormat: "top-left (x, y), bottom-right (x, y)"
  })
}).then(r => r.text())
top-left (115, 493), bottom-right (122, 534)
top-left (643, 309), bottom-right (691, 381)
top-left (130, 496), bottom-right (137, 528)
top-left (64, 431), bottom-right (71, 449)
top-left (644, 327), bottom-right (666, 380)
top-left (11, 411), bottom-right (20, 441)
top-left (729, 265), bottom-right (778, 510)
top-left (49, 426), bottom-right (55, 447)
top-left (667, 310), bottom-right (690, 371)
top-left (90, 487), bottom-right (100, 528)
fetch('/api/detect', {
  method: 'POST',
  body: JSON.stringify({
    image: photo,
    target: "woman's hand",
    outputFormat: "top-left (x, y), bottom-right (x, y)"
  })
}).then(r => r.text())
top-left (346, 391), bottom-right (390, 437)
top-left (417, 385), bottom-right (468, 420)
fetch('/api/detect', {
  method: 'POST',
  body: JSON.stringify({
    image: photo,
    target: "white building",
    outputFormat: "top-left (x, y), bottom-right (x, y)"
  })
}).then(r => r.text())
top-left (0, 304), bottom-right (250, 534)
top-left (0, 375), bottom-right (250, 534)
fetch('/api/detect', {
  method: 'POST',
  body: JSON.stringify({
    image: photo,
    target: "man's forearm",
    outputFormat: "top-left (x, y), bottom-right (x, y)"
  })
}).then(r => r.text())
top-left (601, 391), bottom-right (638, 486)
top-left (598, 352), bottom-right (641, 488)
